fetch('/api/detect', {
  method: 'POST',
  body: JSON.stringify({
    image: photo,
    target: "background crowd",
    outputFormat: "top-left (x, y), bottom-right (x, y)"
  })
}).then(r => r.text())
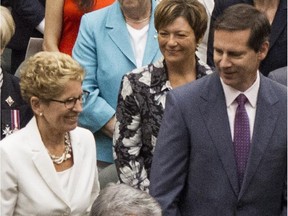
top-left (0, 0), bottom-right (286, 215)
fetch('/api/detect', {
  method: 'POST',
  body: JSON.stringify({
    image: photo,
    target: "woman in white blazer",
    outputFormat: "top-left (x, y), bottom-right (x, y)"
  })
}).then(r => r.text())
top-left (0, 51), bottom-right (100, 216)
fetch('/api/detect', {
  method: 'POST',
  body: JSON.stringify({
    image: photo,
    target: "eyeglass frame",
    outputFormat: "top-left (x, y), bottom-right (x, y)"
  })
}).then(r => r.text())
top-left (47, 91), bottom-right (89, 109)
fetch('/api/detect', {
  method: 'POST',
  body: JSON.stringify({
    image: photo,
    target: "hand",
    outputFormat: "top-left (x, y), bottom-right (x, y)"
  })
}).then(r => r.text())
top-left (101, 115), bottom-right (116, 138)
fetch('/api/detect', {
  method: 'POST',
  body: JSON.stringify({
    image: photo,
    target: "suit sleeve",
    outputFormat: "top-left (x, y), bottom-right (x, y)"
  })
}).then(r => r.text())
top-left (0, 145), bottom-right (18, 215)
top-left (113, 75), bottom-right (150, 192)
top-left (10, 0), bottom-right (45, 28)
top-left (72, 15), bottom-right (115, 133)
top-left (149, 91), bottom-right (190, 216)
top-left (206, 0), bottom-right (225, 67)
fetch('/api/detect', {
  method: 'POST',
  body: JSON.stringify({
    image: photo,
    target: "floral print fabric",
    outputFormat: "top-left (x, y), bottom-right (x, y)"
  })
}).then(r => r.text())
top-left (113, 58), bottom-right (213, 192)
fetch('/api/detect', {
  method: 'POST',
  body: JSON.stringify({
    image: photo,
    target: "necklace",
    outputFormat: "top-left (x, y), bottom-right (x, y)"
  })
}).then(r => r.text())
top-left (124, 13), bottom-right (151, 24)
top-left (47, 133), bottom-right (72, 165)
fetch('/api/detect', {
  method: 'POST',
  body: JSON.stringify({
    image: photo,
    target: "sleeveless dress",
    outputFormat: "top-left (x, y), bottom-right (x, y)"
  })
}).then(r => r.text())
top-left (59, 0), bottom-right (114, 55)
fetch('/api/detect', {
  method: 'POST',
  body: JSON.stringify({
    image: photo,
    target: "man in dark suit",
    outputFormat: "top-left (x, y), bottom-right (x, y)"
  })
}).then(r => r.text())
top-left (150, 4), bottom-right (287, 216)
top-left (268, 66), bottom-right (287, 86)
top-left (206, 0), bottom-right (287, 77)
top-left (1, 0), bottom-right (45, 74)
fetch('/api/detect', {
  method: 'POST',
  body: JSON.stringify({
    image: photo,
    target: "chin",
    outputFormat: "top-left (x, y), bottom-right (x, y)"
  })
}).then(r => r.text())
top-left (65, 121), bottom-right (78, 130)
top-left (222, 77), bottom-right (235, 86)
top-left (66, 125), bottom-right (77, 133)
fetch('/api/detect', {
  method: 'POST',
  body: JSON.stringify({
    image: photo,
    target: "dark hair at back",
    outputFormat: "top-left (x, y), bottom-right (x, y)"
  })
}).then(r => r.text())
top-left (213, 3), bottom-right (271, 52)
top-left (73, 0), bottom-right (95, 12)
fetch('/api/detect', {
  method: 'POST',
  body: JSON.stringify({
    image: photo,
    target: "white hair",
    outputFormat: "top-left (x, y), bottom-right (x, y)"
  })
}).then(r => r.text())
top-left (90, 183), bottom-right (162, 216)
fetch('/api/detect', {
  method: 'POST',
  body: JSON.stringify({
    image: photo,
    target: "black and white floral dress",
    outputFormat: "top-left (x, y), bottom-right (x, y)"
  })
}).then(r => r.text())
top-left (113, 58), bottom-right (214, 192)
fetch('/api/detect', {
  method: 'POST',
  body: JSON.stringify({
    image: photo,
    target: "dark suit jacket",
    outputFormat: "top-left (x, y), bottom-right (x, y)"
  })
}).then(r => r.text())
top-left (1, 0), bottom-right (45, 51)
top-left (150, 72), bottom-right (287, 216)
top-left (268, 66), bottom-right (287, 86)
top-left (207, 0), bottom-right (287, 76)
top-left (1, 70), bottom-right (33, 140)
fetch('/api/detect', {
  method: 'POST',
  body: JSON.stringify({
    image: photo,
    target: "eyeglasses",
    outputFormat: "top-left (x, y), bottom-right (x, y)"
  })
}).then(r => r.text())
top-left (48, 91), bottom-right (89, 109)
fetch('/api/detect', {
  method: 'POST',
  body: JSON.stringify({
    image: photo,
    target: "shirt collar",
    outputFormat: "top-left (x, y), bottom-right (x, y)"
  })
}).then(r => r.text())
top-left (221, 71), bottom-right (260, 108)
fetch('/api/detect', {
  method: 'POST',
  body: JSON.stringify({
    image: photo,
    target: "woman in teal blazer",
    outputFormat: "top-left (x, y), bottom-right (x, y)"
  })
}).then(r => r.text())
top-left (72, 0), bottom-right (162, 164)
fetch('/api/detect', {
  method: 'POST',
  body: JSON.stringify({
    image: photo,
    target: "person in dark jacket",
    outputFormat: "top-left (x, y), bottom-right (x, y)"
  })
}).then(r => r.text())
top-left (1, 0), bottom-right (45, 74)
top-left (0, 6), bottom-right (33, 140)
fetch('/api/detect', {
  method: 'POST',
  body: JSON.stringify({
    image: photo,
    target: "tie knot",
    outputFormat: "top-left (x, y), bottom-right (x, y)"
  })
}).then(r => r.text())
top-left (236, 94), bottom-right (248, 105)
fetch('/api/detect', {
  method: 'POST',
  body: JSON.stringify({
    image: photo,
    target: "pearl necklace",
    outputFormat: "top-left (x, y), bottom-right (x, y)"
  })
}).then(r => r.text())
top-left (47, 133), bottom-right (72, 165)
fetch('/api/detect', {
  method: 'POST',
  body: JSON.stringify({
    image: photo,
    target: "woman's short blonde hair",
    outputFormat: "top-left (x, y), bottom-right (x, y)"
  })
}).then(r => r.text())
top-left (20, 51), bottom-right (85, 103)
top-left (0, 6), bottom-right (15, 51)
top-left (154, 0), bottom-right (208, 44)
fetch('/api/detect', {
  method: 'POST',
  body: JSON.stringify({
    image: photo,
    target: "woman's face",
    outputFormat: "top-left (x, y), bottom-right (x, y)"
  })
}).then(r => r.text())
top-left (158, 16), bottom-right (197, 65)
top-left (38, 80), bottom-right (83, 134)
top-left (118, 0), bottom-right (147, 9)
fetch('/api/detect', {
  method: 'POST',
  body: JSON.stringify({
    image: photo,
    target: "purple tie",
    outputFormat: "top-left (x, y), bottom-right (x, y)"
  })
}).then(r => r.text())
top-left (234, 94), bottom-right (250, 186)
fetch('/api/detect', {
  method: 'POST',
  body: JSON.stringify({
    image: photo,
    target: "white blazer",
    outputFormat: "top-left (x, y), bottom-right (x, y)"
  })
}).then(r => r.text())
top-left (0, 117), bottom-right (100, 216)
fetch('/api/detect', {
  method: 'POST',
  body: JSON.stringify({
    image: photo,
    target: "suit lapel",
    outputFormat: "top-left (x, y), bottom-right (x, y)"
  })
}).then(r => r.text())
top-left (269, 0), bottom-right (287, 50)
top-left (239, 76), bottom-right (280, 198)
top-left (106, 3), bottom-right (136, 67)
top-left (200, 73), bottom-right (240, 196)
top-left (29, 118), bottom-right (70, 206)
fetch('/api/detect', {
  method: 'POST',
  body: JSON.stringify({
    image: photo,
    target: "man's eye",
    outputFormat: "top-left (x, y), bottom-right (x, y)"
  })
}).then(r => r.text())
top-left (214, 49), bottom-right (223, 55)
top-left (230, 53), bottom-right (242, 57)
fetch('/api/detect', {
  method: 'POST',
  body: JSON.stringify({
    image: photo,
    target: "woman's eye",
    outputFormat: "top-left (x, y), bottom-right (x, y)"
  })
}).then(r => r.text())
top-left (159, 32), bottom-right (168, 37)
top-left (177, 34), bottom-right (186, 38)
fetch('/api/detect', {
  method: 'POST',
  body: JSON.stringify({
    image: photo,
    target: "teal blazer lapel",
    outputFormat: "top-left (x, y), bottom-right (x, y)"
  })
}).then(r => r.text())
top-left (106, 1), bottom-right (160, 67)
top-left (143, 0), bottom-right (160, 65)
top-left (106, 3), bottom-right (136, 67)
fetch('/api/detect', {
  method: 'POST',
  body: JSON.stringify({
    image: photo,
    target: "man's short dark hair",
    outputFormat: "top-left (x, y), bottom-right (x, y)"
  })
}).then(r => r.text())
top-left (214, 3), bottom-right (271, 52)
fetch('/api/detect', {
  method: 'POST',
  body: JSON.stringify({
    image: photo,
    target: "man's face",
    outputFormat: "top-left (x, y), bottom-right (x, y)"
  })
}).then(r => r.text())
top-left (213, 29), bottom-right (268, 91)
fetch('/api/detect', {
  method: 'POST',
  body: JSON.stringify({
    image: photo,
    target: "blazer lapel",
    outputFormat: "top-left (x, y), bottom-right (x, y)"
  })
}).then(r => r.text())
top-left (142, 0), bottom-right (160, 65)
top-left (200, 73), bottom-right (240, 196)
top-left (239, 76), bottom-right (280, 198)
top-left (29, 118), bottom-right (70, 206)
top-left (66, 132), bottom-right (84, 197)
top-left (106, 3), bottom-right (136, 67)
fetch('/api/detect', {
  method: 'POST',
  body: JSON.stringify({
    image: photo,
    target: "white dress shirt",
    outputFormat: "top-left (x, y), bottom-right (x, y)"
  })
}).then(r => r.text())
top-left (221, 72), bottom-right (260, 141)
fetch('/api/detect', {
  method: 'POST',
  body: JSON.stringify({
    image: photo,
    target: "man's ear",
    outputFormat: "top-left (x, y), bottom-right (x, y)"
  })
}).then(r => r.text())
top-left (258, 40), bottom-right (269, 61)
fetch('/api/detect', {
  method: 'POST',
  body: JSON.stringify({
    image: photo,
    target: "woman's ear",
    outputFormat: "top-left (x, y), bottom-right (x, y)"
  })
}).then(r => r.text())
top-left (30, 96), bottom-right (43, 116)
top-left (197, 36), bottom-right (204, 45)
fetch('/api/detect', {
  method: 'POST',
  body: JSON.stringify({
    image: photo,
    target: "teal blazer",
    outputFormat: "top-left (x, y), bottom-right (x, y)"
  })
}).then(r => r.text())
top-left (73, 0), bottom-right (162, 163)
